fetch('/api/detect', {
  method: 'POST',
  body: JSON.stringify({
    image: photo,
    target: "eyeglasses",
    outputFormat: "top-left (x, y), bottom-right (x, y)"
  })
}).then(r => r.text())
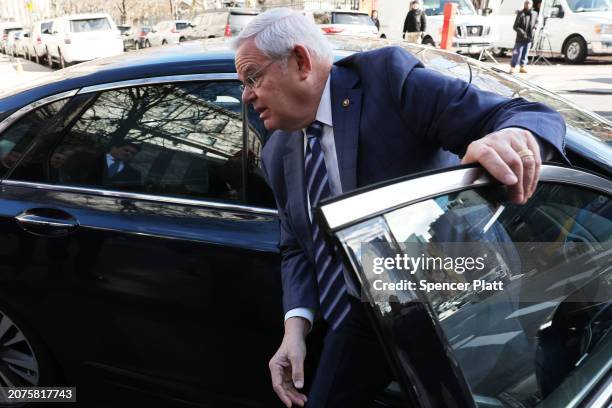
top-left (240, 59), bottom-right (276, 92)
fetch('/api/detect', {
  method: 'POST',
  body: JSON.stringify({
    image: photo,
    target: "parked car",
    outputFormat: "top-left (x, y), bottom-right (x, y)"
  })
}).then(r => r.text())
top-left (489, 0), bottom-right (612, 63)
top-left (17, 29), bottom-right (35, 59)
top-left (0, 22), bottom-right (22, 54)
top-left (147, 20), bottom-right (190, 46)
top-left (0, 36), bottom-right (609, 407)
top-left (133, 25), bottom-right (152, 49)
top-left (117, 24), bottom-right (136, 51)
top-left (377, 0), bottom-right (494, 50)
top-left (28, 19), bottom-right (54, 64)
top-left (6, 30), bottom-right (23, 57)
top-left (311, 9), bottom-right (379, 38)
top-left (224, 8), bottom-right (260, 37)
top-left (184, 10), bottom-right (229, 40)
top-left (44, 13), bottom-right (123, 69)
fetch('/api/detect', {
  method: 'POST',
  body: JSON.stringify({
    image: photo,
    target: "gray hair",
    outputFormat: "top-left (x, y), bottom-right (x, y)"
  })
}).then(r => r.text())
top-left (231, 8), bottom-right (334, 65)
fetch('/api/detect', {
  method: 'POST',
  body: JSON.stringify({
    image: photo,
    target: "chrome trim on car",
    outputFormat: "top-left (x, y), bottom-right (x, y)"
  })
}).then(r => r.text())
top-left (77, 73), bottom-right (239, 94)
top-left (320, 165), bottom-right (611, 232)
top-left (1, 180), bottom-right (278, 216)
top-left (0, 89), bottom-right (78, 134)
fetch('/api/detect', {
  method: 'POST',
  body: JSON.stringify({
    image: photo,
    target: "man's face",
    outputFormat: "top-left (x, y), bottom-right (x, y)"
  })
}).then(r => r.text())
top-left (411, 3), bottom-right (419, 10)
top-left (524, 1), bottom-right (532, 10)
top-left (236, 39), bottom-right (309, 131)
top-left (110, 145), bottom-right (139, 162)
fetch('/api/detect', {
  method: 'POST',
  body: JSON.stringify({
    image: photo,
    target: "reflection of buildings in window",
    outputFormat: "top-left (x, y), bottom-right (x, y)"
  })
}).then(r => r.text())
top-left (71, 83), bottom-right (246, 160)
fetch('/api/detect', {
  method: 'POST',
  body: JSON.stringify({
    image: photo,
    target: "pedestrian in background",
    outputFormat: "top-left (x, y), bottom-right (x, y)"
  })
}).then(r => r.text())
top-left (510, 0), bottom-right (538, 74)
top-left (403, 0), bottom-right (426, 39)
top-left (371, 10), bottom-right (380, 31)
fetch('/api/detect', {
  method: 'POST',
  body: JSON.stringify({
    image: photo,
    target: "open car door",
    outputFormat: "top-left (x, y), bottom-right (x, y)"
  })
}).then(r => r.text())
top-left (318, 165), bottom-right (611, 408)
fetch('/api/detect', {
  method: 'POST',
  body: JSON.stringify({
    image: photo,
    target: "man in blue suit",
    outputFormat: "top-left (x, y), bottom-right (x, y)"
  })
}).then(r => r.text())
top-left (233, 8), bottom-right (565, 408)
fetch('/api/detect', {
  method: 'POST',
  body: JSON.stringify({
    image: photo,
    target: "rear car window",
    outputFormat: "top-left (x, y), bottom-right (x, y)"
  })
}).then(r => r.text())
top-left (176, 22), bottom-right (189, 30)
top-left (69, 18), bottom-right (111, 33)
top-left (228, 13), bottom-right (257, 28)
top-left (314, 12), bottom-right (332, 24)
top-left (332, 13), bottom-right (375, 26)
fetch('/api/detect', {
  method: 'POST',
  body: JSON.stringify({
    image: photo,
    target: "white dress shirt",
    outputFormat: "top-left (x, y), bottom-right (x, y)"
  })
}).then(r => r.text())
top-left (106, 154), bottom-right (125, 174)
top-left (284, 75), bottom-right (343, 327)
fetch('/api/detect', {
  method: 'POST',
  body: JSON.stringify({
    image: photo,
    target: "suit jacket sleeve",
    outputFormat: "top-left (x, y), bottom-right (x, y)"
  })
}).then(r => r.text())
top-left (260, 152), bottom-right (319, 315)
top-left (384, 48), bottom-right (567, 160)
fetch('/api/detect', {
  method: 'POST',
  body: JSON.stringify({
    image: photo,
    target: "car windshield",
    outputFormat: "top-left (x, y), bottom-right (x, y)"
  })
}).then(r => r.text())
top-left (332, 13), bottom-right (376, 26)
top-left (565, 0), bottom-right (611, 11)
top-left (70, 18), bottom-right (111, 32)
top-left (423, 0), bottom-right (477, 15)
top-left (333, 176), bottom-right (611, 407)
top-left (176, 22), bottom-right (189, 30)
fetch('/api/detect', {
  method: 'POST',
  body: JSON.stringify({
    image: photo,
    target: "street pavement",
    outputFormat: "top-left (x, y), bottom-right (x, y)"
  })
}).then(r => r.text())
top-left (0, 52), bottom-right (611, 121)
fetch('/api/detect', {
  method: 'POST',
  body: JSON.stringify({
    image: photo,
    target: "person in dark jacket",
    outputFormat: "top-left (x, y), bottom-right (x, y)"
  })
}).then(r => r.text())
top-left (371, 10), bottom-right (380, 31)
top-left (403, 0), bottom-right (426, 38)
top-left (510, 0), bottom-right (538, 73)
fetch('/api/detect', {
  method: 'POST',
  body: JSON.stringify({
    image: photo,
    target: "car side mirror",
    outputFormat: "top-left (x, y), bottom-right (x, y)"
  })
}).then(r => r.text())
top-left (482, 7), bottom-right (492, 15)
top-left (550, 5), bottom-right (564, 18)
top-left (189, 23), bottom-right (196, 28)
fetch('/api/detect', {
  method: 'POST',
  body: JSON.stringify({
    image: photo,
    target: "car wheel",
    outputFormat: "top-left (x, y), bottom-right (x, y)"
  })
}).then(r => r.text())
top-left (0, 306), bottom-right (58, 389)
top-left (135, 41), bottom-right (140, 50)
top-left (145, 39), bottom-right (151, 48)
top-left (59, 50), bottom-right (66, 69)
top-left (563, 35), bottom-right (586, 64)
top-left (34, 50), bottom-right (39, 64)
top-left (422, 37), bottom-right (435, 47)
top-left (179, 37), bottom-right (185, 43)
top-left (492, 47), bottom-right (507, 57)
top-left (162, 39), bottom-right (167, 45)
top-left (46, 48), bottom-right (53, 68)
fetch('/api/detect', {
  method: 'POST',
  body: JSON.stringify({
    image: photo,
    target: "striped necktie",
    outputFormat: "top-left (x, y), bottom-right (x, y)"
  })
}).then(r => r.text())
top-left (304, 121), bottom-right (351, 330)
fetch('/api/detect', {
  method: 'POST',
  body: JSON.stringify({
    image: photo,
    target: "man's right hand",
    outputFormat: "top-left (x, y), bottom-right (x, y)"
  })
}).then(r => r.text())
top-left (269, 317), bottom-right (309, 407)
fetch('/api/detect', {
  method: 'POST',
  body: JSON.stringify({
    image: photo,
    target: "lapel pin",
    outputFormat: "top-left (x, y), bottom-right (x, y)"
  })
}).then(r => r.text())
top-left (342, 98), bottom-right (350, 108)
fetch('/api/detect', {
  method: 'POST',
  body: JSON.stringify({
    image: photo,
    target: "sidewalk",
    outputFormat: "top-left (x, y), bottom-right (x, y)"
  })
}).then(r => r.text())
top-left (0, 54), bottom-right (53, 95)
top-left (487, 59), bottom-right (612, 120)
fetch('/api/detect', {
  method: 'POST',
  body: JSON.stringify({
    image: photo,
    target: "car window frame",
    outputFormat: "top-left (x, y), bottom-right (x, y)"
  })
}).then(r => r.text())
top-left (0, 74), bottom-right (277, 216)
top-left (316, 164), bottom-right (612, 408)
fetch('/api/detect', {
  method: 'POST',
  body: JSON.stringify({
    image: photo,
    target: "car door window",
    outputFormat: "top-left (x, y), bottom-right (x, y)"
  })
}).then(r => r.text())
top-left (324, 171), bottom-right (611, 407)
top-left (9, 82), bottom-right (257, 203)
top-left (0, 98), bottom-right (68, 179)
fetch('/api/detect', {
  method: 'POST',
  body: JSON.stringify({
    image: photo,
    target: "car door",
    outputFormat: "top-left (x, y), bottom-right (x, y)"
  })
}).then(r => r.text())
top-left (318, 166), bottom-right (611, 407)
top-left (0, 76), bottom-right (284, 406)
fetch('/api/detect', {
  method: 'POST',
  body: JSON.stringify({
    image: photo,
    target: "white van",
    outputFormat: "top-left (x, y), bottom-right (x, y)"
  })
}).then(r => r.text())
top-left (377, 0), bottom-right (494, 52)
top-left (489, 0), bottom-right (612, 63)
top-left (45, 13), bottom-right (123, 68)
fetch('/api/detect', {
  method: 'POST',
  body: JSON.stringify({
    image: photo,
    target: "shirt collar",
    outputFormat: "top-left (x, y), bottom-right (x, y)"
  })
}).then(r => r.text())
top-left (314, 74), bottom-right (333, 128)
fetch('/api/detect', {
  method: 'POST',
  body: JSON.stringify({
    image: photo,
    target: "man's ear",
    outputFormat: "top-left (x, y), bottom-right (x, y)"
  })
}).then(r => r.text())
top-left (293, 45), bottom-right (312, 79)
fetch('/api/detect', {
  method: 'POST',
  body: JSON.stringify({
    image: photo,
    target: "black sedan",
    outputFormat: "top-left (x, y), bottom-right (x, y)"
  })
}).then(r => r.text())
top-left (0, 37), bottom-right (610, 407)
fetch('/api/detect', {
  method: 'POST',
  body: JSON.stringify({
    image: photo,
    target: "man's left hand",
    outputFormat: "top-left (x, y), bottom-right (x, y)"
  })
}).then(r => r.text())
top-left (461, 127), bottom-right (542, 204)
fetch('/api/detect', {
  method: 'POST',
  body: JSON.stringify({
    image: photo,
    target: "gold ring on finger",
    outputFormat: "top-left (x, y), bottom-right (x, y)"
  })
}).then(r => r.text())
top-left (517, 149), bottom-right (534, 159)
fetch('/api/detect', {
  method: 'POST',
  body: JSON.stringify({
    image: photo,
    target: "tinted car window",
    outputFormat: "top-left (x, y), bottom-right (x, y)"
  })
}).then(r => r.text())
top-left (0, 99), bottom-right (68, 178)
top-left (228, 12), bottom-right (258, 31)
top-left (340, 182), bottom-right (611, 407)
top-left (58, 82), bottom-right (245, 200)
top-left (9, 82), bottom-right (251, 202)
top-left (176, 22), bottom-right (189, 30)
top-left (332, 13), bottom-right (375, 26)
top-left (70, 18), bottom-right (111, 32)
top-left (314, 12), bottom-right (332, 24)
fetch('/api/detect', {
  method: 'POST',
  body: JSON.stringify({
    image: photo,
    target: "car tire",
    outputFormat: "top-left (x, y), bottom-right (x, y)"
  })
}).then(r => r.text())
top-left (179, 37), bottom-right (185, 43)
top-left (46, 48), bottom-right (53, 68)
top-left (34, 50), bottom-right (39, 64)
top-left (162, 39), bottom-right (167, 45)
top-left (0, 305), bottom-right (60, 389)
top-left (59, 49), bottom-right (66, 69)
top-left (492, 47), bottom-right (507, 57)
top-left (422, 37), bottom-right (435, 47)
top-left (563, 35), bottom-right (586, 64)
top-left (135, 41), bottom-right (140, 50)
top-left (145, 39), bottom-right (151, 48)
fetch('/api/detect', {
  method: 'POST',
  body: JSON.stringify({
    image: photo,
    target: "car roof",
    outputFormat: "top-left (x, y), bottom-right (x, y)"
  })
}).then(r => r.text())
top-left (61, 13), bottom-right (113, 20)
top-left (313, 10), bottom-right (370, 15)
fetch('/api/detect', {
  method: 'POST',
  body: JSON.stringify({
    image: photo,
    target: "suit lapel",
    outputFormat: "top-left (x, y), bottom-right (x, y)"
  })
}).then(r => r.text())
top-left (283, 131), bottom-right (315, 260)
top-left (330, 65), bottom-right (362, 192)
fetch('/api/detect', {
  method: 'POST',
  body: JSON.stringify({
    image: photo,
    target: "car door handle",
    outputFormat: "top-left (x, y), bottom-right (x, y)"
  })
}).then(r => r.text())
top-left (15, 208), bottom-right (79, 237)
